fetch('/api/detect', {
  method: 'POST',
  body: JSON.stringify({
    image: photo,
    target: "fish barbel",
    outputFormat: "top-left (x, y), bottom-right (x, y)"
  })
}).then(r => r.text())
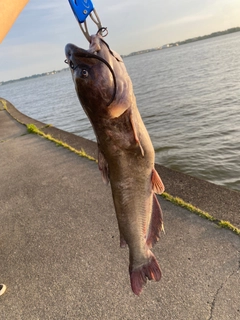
top-left (65, 32), bottom-right (165, 295)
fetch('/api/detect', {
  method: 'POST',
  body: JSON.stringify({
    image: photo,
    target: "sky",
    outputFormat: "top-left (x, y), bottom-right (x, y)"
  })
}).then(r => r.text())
top-left (0, 0), bottom-right (240, 82)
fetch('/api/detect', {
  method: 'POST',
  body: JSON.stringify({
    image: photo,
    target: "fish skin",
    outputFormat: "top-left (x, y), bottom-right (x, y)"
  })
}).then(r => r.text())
top-left (65, 34), bottom-right (165, 295)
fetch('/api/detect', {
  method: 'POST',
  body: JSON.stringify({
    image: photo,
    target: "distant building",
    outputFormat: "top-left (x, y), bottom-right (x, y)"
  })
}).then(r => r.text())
top-left (162, 44), bottom-right (170, 49)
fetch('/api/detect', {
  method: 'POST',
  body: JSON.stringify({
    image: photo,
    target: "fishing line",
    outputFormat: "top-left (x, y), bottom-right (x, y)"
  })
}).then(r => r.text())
top-left (65, 29), bottom-right (118, 106)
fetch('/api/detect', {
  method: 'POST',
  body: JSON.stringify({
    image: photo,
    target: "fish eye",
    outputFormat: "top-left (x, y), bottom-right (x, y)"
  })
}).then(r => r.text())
top-left (81, 69), bottom-right (88, 78)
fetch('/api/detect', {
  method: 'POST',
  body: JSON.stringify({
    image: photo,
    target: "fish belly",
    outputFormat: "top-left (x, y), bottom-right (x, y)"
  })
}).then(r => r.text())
top-left (109, 157), bottom-right (162, 295)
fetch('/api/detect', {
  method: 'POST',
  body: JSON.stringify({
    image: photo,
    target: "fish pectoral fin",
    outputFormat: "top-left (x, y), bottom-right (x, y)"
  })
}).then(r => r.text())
top-left (152, 168), bottom-right (165, 194)
top-left (146, 193), bottom-right (164, 248)
top-left (108, 103), bottom-right (129, 118)
top-left (98, 149), bottom-right (109, 184)
top-left (129, 112), bottom-right (144, 157)
top-left (109, 105), bottom-right (144, 156)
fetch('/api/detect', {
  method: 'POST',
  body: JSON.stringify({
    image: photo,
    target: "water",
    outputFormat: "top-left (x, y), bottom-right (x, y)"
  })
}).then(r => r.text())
top-left (1, 32), bottom-right (240, 192)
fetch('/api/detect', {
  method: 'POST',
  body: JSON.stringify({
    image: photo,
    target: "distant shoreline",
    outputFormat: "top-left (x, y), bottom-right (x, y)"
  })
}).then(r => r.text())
top-left (0, 68), bottom-right (68, 87)
top-left (170, 26), bottom-right (240, 46)
top-left (122, 26), bottom-right (240, 58)
top-left (1, 26), bottom-right (239, 85)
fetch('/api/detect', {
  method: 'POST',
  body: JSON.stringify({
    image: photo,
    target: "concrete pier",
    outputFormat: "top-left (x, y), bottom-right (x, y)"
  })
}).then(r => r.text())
top-left (0, 98), bottom-right (239, 320)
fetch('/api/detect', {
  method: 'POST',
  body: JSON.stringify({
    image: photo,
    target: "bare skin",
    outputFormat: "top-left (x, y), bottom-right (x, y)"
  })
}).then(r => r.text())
top-left (65, 33), bottom-right (165, 295)
top-left (0, 0), bottom-right (29, 43)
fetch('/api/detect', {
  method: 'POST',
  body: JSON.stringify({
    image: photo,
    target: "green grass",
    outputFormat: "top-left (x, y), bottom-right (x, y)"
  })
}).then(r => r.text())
top-left (2, 99), bottom-right (239, 237)
top-left (26, 123), bottom-right (97, 162)
top-left (1, 99), bottom-right (8, 111)
top-left (161, 192), bottom-right (240, 235)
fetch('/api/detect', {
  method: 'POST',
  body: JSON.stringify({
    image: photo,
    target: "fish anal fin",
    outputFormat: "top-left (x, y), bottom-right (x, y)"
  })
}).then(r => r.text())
top-left (98, 149), bottom-right (109, 184)
top-left (129, 252), bottom-right (161, 296)
top-left (146, 193), bottom-right (164, 248)
top-left (152, 168), bottom-right (165, 194)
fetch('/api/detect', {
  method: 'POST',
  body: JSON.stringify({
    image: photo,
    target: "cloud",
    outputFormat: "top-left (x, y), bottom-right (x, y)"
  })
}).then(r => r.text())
top-left (0, 41), bottom-right (66, 80)
top-left (1, 0), bottom-right (239, 81)
top-left (103, 0), bottom-right (139, 13)
top-left (146, 13), bottom-right (214, 33)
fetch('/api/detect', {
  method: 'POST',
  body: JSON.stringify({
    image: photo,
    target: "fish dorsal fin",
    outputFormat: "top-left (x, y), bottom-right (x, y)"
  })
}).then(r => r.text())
top-left (152, 168), bottom-right (165, 194)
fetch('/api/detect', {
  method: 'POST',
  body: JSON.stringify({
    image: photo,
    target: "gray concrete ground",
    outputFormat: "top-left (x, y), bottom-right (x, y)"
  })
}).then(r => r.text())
top-left (0, 98), bottom-right (239, 320)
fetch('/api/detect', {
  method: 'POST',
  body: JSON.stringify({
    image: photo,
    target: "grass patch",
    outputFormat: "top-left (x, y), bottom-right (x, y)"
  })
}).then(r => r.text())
top-left (1, 99), bottom-right (26, 125)
top-left (2, 101), bottom-right (239, 236)
top-left (26, 123), bottom-right (97, 162)
top-left (27, 123), bottom-right (37, 133)
top-left (43, 124), bottom-right (52, 128)
top-left (161, 192), bottom-right (240, 236)
top-left (1, 99), bottom-right (8, 111)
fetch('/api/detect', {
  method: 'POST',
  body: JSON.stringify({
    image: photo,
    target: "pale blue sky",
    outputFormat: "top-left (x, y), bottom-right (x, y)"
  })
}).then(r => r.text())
top-left (0, 0), bottom-right (239, 81)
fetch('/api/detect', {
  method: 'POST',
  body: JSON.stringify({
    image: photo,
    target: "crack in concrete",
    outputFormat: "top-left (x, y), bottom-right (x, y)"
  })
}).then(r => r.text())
top-left (208, 267), bottom-right (238, 320)
top-left (238, 250), bottom-right (240, 270)
top-left (208, 282), bottom-right (225, 320)
top-left (0, 133), bottom-right (27, 143)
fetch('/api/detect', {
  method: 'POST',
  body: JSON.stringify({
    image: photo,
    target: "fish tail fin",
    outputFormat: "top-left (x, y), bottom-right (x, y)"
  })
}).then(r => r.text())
top-left (146, 193), bottom-right (164, 248)
top-left (129, 252), bottom-right (161, 296)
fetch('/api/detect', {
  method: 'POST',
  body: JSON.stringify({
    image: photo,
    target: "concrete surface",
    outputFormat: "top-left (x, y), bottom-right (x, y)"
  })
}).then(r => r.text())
top-left (3, 99), bottom-right (239, 230)
top-left (0, 98), bottom-right (239, 320)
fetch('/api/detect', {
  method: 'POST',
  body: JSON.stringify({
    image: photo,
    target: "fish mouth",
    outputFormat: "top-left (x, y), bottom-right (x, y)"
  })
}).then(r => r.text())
top-left (65, 42), bottom-right (117, 107)
top-left (65, 44), bottom-right (95, 69)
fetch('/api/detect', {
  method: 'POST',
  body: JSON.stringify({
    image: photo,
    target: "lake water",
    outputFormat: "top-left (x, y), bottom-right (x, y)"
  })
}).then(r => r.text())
top-left (1, 32), bottom-right (240, 192)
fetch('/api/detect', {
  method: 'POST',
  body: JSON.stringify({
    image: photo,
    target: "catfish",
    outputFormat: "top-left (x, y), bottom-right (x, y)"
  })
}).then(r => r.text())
top-left (65, 31), bottom-right (165, 295)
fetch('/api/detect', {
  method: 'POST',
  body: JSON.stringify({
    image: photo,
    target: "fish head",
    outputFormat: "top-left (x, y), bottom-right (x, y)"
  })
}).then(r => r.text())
top-left (65, 34), bottom-right (133, 120)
